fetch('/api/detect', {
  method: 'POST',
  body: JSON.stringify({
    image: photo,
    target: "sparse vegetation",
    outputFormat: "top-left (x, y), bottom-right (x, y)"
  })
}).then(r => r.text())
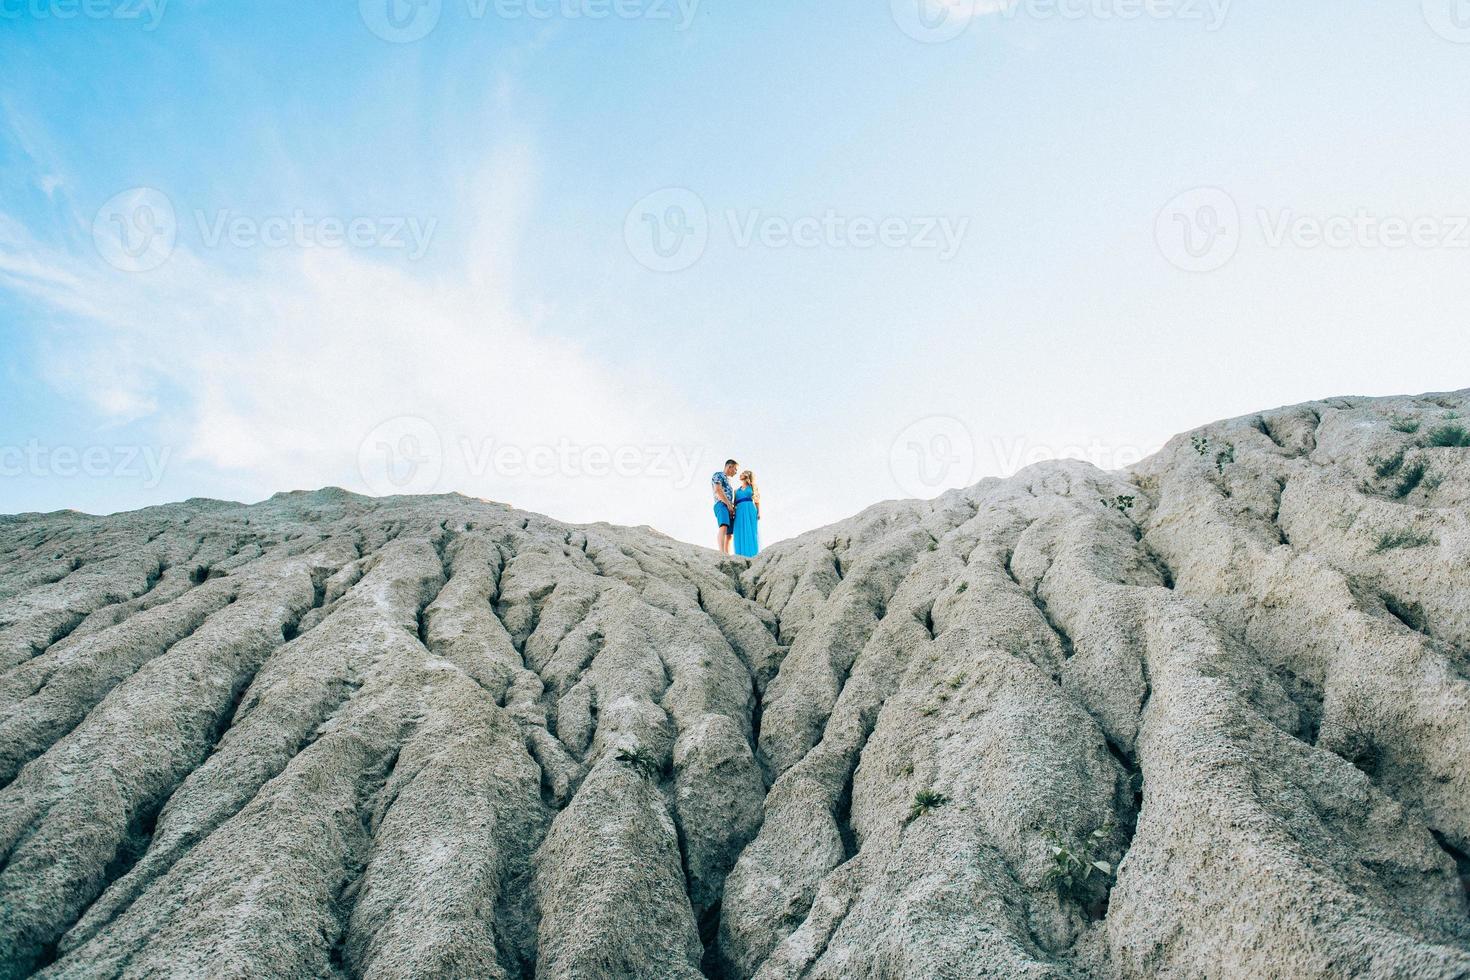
top-left (1372, 529), bottom-right (1434, 554)
top-left (616, 747), bottom-right (661, 780)
top-left (1371, 449), bottom-right (1405, 478)
top-left (1215, 442), bottom-right (1235, 474)
top-left (955, 582), bottom-right (968, 595)
top-left (1391, 459), bottom-right (1429, 498)
top-left (1044, 820), bottom-right (1115, 894)
top-left (1424, 424), bottom-right (1470, 448)
top-left (947, 673), bottom-right (966, 689)
top-left (1191, 435), bottom-right (1210, 456)
top-left (909, 789), bottom-right (950, 822)
top-left (1388, 417), bottom-right (1421, 434)
top-left (1100, 494), bottom-right (1135, 513)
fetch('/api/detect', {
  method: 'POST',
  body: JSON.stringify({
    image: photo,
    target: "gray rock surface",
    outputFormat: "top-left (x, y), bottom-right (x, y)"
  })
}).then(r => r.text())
top-left (1, 390), bottom-right (1468, 978)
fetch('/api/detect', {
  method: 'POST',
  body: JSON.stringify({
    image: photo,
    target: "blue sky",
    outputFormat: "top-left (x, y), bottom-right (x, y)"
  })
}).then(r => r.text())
top-left (2, 0), bottom-right (1468, 545)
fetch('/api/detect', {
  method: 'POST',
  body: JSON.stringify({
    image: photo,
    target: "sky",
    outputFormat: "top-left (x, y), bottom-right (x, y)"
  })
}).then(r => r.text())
top-left (1, 0), bottom-right (1468, 547)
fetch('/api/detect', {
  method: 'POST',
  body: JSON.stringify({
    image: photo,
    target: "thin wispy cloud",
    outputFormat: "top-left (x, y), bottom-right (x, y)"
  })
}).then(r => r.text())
top-left (0, 118), bottom-right (717, 536)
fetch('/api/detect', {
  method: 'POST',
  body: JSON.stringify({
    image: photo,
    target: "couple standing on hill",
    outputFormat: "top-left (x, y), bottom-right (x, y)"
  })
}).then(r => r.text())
top-left (711, 459), bottom-right (760, 557)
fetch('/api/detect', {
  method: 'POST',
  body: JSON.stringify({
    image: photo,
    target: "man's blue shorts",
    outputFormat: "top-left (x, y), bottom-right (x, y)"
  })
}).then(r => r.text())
top-left (714, 501), bottom-right (732, 530)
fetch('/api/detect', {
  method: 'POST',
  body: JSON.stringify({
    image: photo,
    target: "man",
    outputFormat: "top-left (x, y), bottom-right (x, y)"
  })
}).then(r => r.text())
top-left (712, 459), bottom-right (738, 554)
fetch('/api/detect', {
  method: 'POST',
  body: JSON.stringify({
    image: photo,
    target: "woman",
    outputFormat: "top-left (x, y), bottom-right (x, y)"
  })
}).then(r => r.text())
top-left (732, 469), bottom-right (761, 558)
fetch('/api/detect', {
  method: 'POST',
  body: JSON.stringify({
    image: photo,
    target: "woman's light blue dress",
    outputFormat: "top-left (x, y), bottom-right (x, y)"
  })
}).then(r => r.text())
top-left (733, 486), bottom-right (759, 557)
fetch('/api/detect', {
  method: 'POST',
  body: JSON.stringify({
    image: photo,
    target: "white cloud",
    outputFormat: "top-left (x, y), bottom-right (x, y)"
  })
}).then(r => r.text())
top-left (0, 148), bottom-right (722, 543)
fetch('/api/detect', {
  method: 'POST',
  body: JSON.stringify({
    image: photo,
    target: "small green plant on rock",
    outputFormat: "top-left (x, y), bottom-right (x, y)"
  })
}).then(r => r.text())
top-left (1214, 442), bottom-right (1235, 474)
top-left (908, 789), bottom-right (950, 822)
top-left (1044, 821), bottom-right (1115, 894)
top-left (1100, 494), bottom-right (1135, 513)
top-left (1424, 424), bottom-right (1470, 448)
top-left (1389, 417), bottom-right (1421, 434)
top-left (955, 581), bottom-right (968, 595)
top-left (1391, 458), bottom-right (1429, 498)
top-left (616, 747), bottom-right (661, 780)
top-left (1191, 435), bottom-right (1210, 456)
top-left (1372, 528), bottom-right (1434, 554)
top-left (1370, 449), bottom-right (1405, 478)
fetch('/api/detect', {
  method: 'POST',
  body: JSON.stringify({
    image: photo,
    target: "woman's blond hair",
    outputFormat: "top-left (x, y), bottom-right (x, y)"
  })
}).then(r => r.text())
top-left (739, 470), bottom-right (760, 506)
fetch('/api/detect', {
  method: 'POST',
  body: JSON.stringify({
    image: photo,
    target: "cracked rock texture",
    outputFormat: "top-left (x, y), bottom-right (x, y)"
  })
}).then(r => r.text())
top-left (2, 389), bottom-right (1469, 978)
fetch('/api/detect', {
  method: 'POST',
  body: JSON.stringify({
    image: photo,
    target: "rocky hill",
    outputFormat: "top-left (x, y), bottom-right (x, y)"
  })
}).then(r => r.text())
top-left (1, 390), bottom-right (1468, 978)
